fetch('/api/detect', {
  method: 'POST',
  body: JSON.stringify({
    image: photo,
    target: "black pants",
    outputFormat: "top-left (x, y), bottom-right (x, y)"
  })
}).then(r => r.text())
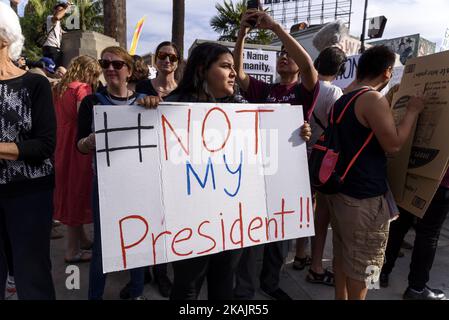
top-left (234, 241), bottom-right (288, 299)
top-left (170, 249), bottom-right (242, 300)
top-left (0, 188), bottom-right (55, 300)
top-left (42, 46), bottom-right (63, 68)
top-left (382, 186), bottom-right (449, 290)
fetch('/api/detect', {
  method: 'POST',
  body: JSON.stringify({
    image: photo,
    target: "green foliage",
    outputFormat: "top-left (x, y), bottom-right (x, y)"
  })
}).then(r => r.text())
top-left (210, 0), bottom-right (274, 45)
top-left (20, 0), bottom-right (103, 60)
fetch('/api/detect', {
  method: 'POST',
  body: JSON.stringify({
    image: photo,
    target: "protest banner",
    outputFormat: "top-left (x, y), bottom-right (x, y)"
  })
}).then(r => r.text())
top-left (387, 50), bottom-right (449, 217)
top-left (189, 40), bottom-right (279, 84)
top-left (333, 54), bottom-right (404, 92)
top-left (94, 103), bottom-right (314, 273)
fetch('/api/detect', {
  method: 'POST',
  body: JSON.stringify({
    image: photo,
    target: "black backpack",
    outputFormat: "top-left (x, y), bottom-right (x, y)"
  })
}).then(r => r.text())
top-left (309, 88), bottom-right (374, 194)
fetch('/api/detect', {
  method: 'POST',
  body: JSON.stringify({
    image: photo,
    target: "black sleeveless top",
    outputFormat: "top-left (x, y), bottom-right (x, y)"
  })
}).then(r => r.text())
top-left (336, 88), bottom-right (387, 199)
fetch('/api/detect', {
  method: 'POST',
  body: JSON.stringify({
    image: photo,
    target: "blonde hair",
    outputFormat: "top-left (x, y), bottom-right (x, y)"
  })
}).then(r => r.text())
top-left (55, 55), bottom-right (102, 97)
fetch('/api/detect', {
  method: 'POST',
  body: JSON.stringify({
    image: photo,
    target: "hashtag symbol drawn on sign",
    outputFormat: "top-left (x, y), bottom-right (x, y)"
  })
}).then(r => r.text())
top-left (96, 112), bottom-right (157, 167)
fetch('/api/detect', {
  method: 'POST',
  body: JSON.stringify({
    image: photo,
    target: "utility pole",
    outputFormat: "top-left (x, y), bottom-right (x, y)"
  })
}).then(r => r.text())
top-left (360, 0), bottom-right (368, 53)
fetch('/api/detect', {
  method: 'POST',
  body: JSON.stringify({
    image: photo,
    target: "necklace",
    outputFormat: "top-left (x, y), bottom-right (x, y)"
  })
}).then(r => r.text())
top-left (106, 89), bottom-right (132, 105)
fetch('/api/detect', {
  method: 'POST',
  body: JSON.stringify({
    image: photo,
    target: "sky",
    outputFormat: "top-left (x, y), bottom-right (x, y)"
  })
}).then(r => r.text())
top-left (3, 0), bottom-right (448, 57)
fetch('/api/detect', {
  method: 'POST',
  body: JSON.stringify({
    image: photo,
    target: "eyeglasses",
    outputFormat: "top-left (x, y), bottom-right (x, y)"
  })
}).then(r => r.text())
top-left (277, 50), bottom-right (289, 58)
top-left (157, 52), bottom-right (179, 63)
top-left (98, 59), bottom-right (127, 70)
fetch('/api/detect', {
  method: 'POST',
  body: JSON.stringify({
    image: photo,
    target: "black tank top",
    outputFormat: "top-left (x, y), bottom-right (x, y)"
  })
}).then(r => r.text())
top-left (336, 88), bottom-right (387, 199)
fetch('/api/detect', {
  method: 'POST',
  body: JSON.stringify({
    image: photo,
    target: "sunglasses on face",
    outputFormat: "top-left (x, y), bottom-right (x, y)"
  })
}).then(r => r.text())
top-left (98, 59), bottom-right (127, 70)
top-left (157, 52), bottom-right (179, 63)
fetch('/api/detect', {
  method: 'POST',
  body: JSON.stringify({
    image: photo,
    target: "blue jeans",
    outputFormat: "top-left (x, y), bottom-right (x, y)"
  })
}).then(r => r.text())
top-left (88, 177), bottom-right (145, 299)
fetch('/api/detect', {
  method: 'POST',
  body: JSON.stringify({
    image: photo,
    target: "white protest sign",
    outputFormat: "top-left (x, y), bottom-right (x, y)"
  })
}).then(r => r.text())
top-left (94, 103), bottom-right (314, 273)
top-left (242, 49), bottom-right (277, 84)
top-left (333, 54), bottom-right (404, 93)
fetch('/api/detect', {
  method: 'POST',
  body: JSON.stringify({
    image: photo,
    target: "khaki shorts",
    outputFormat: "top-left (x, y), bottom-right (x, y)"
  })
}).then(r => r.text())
top-left (325, 193), bottom-right (390, 283)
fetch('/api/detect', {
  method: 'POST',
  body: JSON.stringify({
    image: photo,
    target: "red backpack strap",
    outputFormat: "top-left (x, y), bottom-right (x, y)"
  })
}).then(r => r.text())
top-left (341, 131), bottom-right (374, 180)
top-left (336, 88), bottom-right (371, 124)
top-left (336, 88), bottom-right (374, 181)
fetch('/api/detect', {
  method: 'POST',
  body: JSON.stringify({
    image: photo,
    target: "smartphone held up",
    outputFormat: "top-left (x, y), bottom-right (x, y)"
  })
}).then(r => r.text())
top-left (246, 0), bottom-right (261, 28)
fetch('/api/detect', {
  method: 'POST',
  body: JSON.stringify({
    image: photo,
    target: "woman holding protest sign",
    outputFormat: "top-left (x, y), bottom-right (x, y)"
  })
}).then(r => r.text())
top-left (76, 46), bottom-right (148, 300)
top-left (139, 41), bottom-right (311, 300)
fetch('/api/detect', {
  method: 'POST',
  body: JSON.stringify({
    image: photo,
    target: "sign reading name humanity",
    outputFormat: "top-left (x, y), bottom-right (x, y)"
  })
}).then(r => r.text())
top-left (94, 103), bottom-right (314, 273)
top-left (242, 49), bottom-right (277, 84)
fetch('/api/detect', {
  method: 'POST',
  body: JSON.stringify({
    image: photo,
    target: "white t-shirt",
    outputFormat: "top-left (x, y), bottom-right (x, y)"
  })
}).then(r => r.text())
top-left (307, 80), bottom-right (343, 154)
top-left (43, 16), bottom-right (63, 48)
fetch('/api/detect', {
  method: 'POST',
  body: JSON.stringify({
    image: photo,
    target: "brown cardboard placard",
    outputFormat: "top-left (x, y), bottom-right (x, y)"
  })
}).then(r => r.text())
top-left (387, 50), bottom-right (449, 217)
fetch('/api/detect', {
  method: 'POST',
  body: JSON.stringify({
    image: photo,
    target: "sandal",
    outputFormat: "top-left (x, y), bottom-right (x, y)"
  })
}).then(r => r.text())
top-left (306, 268), bottom-right (335, 286)
top-left (64, 251), bottom-right (92, 264)
top-left (292, 255), bottom-right (312, 270)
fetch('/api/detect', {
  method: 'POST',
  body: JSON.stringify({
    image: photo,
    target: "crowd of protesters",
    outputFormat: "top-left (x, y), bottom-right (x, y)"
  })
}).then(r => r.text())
top-left (1, 2), bottom-right (448, 301)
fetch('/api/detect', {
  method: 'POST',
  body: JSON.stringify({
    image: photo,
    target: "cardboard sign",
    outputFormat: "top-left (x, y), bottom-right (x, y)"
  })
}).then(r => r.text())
top-left (388, 50), bottom-right (449, 217)
top-left (94, 103), bottom-right (314, 273)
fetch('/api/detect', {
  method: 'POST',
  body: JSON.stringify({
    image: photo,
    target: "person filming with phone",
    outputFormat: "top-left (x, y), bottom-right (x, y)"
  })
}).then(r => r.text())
top-left (42, 1), bottom-right (73, 68)
top-left (233, 1), bottom-right (319, 300)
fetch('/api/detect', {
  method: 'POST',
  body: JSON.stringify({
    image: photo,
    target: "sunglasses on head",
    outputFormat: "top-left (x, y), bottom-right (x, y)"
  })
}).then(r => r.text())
top-left (157, 52), bottom-right (178, 63)
top-left (98, 59), bottom-right (127, 70)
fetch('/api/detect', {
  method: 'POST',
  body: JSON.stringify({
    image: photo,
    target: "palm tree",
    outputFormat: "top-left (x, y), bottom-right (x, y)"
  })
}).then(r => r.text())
top-left (103, 0), bottom-right (126, 48)
top-left (210, 0), bottom-right (274, 45)
top-left (172, 0), bottom-right (185, 58)
top-left (75, 0), bottom-right (104, 33)
top-left (103, 0), bottom-right (117, 42)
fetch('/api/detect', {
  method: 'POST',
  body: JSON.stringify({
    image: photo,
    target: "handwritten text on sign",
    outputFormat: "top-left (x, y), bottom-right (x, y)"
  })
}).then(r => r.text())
top-left (94, 103), bottom-right (314, 273)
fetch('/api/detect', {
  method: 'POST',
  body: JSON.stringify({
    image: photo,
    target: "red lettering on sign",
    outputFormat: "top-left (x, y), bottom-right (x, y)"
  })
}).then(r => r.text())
top-left (118, 215), bottom-right (149, 269)
top-left (202, 107), bottom-right (231, 152)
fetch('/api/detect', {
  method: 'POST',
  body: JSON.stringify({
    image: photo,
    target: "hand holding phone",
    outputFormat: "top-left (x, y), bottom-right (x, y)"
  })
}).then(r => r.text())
top-left (246, 0), bottom-right (261, 27)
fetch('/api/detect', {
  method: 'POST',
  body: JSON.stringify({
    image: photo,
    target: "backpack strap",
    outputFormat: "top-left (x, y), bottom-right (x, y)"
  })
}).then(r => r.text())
top-left (341, 131), bottom-right (374, 180)
top-left (295, 82), bottom-right (321, 122)
top-left (330, 87), bottom-right (371, 125)
top-left (337, 87), bottom-right (375, 181)
top-left (312, 111), bottom-right (326, 131)
top-left (94, 92), bottom-right (112, 105)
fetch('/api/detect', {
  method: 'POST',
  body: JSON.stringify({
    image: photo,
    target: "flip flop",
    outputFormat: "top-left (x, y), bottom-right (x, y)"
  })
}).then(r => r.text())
top-left (64, 251), bottom-right (92, 264)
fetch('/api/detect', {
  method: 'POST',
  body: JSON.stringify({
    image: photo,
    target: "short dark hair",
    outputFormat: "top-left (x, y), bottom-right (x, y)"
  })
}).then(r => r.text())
top-left (357, 45), bottom-right (396, 81)
top-left (314, 46), bottom-right (347, 77)
top-left (54, 2), bottom-right (69, 11)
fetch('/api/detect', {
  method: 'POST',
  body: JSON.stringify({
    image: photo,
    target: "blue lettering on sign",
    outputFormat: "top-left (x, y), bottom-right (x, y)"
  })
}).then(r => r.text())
top-left (223, 151), bottom-right (243, 198)
top-left (186, 157), bottom-right (216, 195)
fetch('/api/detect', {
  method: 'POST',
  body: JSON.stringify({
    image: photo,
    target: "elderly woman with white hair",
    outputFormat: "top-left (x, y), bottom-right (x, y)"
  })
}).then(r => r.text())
top-left (0, 3), bottom-right (56, 299)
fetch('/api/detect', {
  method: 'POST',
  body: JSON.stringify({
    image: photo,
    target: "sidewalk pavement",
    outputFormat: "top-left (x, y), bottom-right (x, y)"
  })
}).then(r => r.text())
top-left (5, 216), bottom-right (449, 300)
